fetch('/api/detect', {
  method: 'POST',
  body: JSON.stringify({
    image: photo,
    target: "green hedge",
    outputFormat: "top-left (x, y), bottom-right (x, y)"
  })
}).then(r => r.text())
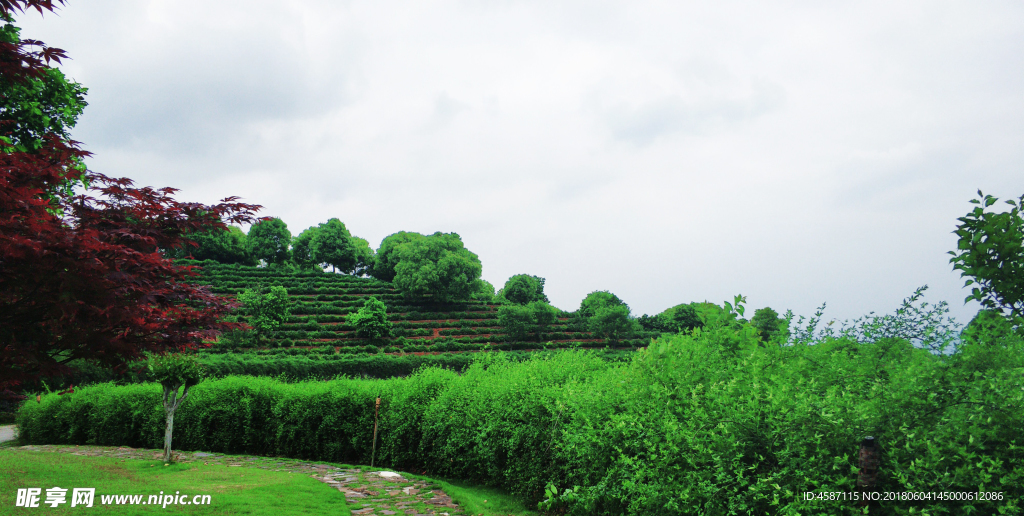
top-left (198, 353), bottom-right (477, 379)
top-left (19, 320), bottom-right (1024, 515)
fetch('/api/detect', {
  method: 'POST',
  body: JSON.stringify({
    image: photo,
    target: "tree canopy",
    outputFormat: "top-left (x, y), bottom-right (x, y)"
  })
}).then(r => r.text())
top-left (310, 218), bottom-right (356, 273)
top-left (578, 290), bottom-right (628, 318)
top-left (290, 226), bottom-right (318, 269)
top-left (391, 232), bottom-right (483, 303)
top-left (498, 274), bottom-right (549, 305)
top-left (350, 236), bottom-right (374, 276)
top-left (371, 231), bottom-right (425, 282)
top-left (749, 306), bottom-right (789, 344)
top-left (577, 291), bottom-right (636, 340)
top-left (0, 3), bottom-right (262, 391)
top-left (169, 225), bottom-right (251, 265)
top-left (246, 218), bottom-right (291, 265)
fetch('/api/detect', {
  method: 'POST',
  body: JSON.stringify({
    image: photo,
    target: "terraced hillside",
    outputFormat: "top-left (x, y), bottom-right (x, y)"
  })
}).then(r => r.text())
top-left (186, 260), bottom-right (648, 353)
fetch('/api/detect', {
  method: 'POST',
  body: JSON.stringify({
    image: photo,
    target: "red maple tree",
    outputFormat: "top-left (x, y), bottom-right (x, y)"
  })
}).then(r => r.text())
top-left (0, 0), bottom-right (263, 391)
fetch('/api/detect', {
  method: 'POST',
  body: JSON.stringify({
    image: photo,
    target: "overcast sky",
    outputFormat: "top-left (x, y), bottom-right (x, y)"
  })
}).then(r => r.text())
top-left (16, 1), bottom-right (1024, 325)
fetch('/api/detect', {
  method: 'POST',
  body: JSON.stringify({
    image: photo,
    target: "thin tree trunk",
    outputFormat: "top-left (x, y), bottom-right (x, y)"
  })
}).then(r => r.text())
top-left (164, 407), bottom-right (174, 463)
top-left (161, 383), bottom-right (192, 463)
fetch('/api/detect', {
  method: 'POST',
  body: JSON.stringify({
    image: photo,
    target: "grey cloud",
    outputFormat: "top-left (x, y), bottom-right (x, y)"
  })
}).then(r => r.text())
top-left (606, 81), bottom-right (785, 145)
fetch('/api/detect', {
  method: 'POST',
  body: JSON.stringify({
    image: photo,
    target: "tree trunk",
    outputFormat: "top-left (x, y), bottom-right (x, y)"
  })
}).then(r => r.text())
top-left (161, 383), bottom-right (192, 463)
top-left (163, 406), bottom-right (175, 463)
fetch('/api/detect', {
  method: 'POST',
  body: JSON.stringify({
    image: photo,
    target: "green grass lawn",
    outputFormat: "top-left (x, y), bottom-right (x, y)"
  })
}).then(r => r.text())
top-left (0, 449), bottom-right (350, 515)
top-left (410, 475), bottom-right (541, 516)
top-left (0, 445), bottom-right (541, 516)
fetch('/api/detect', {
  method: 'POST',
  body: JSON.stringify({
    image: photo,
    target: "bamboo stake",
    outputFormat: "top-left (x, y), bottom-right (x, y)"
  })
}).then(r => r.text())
top-left (371, 397), bottom-right (381, 468)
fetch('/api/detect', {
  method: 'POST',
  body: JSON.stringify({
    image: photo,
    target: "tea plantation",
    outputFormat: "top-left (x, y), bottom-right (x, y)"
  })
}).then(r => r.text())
top-left (189, 260), bottom-right (651, 353)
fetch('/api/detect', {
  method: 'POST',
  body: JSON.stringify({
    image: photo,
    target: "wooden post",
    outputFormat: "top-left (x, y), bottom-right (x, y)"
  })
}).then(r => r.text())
top-left (370, 397), bottom-right (381, 468)
top-left (857, 436), bottom-right (879, 510)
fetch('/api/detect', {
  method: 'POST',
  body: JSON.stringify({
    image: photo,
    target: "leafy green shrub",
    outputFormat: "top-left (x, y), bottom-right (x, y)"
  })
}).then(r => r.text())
top-left (18, 294), bottom-right (1024, 515)
top-left (238, 285), bottom-right (292, 337)
top-left (498, 304), bottom-right (531, 341)
top-left (348, 296), bottom-right (393, 341)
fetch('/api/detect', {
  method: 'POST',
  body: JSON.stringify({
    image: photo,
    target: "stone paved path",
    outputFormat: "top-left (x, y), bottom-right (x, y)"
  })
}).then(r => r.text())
top-left (0, 425), bottom-right (16, 443)
top-left (11, 445), bottom-right (466, 516)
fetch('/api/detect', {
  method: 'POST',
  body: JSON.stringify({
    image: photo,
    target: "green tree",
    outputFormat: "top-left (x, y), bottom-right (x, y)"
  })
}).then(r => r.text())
top-left (311, 218), bottom-right (357, 273)
top-left (392, 232), bottom-right (483, 303)
top-left (291, 226), bottom-right (319, 269)
top-left (750, 306), bottom-right (789, 344)
top-left (348, 296), bottom-right (393, 341)
top-left (949, 190), bottom-right (1024, 321)
top-left (660, 303), bottom-right (705, 333)
top-left (246, 218), bottom-right (291, 265)
top-left (170, 226), bottom-right (251, 264)
top-left (371, 231), bottom-right (425, 282)
top-left (498, 274), bottom-right (549, 305)
top-left (237, 285), bottom-right (291, 338)
top-left (350, 236), bottom-right (375, 276)
top-left (578, 290), bottom-right (628, 318)
top-left (148, 353), bottom-right (204, 463)
top-left (576, 291), bottom-right (635, 340)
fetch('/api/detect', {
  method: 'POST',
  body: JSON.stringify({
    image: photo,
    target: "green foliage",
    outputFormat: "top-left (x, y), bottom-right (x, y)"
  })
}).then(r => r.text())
top-left (372, 231), bottom-right (425, 282)
top-left (962, 308), bottom-right (1022, 345)
top-left (528, 301), bottom-right (557, 339)
top-left (148, 353), bottom-right (206, 461)
top-left (350, 236), bottom-right (375, 276)
top-left (204, 352), bottom-right (483, 380)
top-left (348, 296), bottom-right (393, 340)
top-left (310, 218), bottom-right (358, 273)
top-left (498, 304), bottom-right (532, 341)
top-left (640, 303), bottom-right (705, 334)
top-left (238, 285), bottom-right (292, 337)
top-left (588, 304), bottom-right (634, 340)
top-left (471, 278), bottom-right (496, 303)
top-left (578, 290), bottom-right (627, 318)
top-left (663, 303), bottom-right (703, 332)
top-left (217, 327), bottom-right (256, 349)
top-left (392, 232), bottom-right (483, 303)
top-left (498, 301), bottom-right (559, 342)
top-left (246, 218), bottom-right (292, 265)
top-left (749, 306), bottom-right (789, 344)
top-left (19, 302), bottom-right (1024, 515)
top-left (949, 190), bottom-right (1024, 320)
top-left (577, 291), bottom-right (634, 340)
top-left (147, 353), bottom-right (204, 390)
top-left (498, 274), bottom-right (549, 305)
top-left (0, 23), bottom-right (88, 154)
top-left (290, 226), bottom-right (319, 269)
top-left (171, 225), bottom-right (252, 264)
